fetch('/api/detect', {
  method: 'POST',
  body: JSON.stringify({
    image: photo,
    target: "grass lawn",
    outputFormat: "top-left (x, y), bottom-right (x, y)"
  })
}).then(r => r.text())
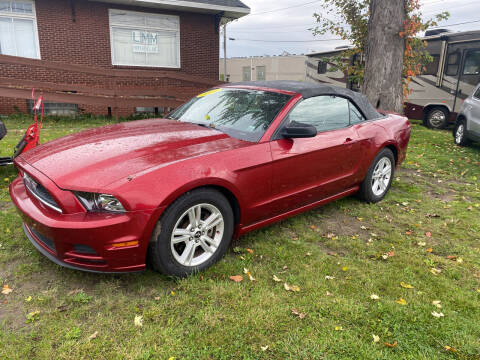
top-left (0, 116), bottom-right (479, 359)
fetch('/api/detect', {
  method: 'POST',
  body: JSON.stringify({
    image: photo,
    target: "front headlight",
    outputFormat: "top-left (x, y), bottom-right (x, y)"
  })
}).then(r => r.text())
top-left (75, 192), bottom-right (126, 213)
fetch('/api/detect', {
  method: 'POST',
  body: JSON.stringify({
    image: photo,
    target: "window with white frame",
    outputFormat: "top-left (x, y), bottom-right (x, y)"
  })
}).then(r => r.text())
top-left (109, 9), bottom-right (180, 68)
top-left (0, 0), bottom-right (40, 59)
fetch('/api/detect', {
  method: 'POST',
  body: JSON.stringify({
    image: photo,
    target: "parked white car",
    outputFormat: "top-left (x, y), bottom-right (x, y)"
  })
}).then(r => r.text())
top-left (454, 83), bottom-right (480, 146)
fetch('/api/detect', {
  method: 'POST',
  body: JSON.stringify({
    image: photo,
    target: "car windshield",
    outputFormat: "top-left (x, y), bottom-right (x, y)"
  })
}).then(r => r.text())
top-left (167, 88), bottom-right (292, 142)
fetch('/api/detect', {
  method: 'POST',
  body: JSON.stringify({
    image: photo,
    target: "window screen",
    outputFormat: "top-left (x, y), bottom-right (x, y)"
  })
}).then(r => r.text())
top-left (256, 66), bottom-right (266, 81)
top-left (242, 66), bottom-right (251, 81)
top-left (0, 0), bottom-right (39, 59)
top-left (287, 96), bottom-right (350, 132)
top-left (109, 9), bottom-right (180, 68)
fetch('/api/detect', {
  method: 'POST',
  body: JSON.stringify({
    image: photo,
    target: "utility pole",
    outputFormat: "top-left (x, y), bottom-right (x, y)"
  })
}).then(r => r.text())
top-left (223, 23), bottom-right (227, 82)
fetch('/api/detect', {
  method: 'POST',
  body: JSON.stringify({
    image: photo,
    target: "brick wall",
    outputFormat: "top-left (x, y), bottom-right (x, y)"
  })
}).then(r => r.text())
top-left (0, 0), bottom-right (220, 116)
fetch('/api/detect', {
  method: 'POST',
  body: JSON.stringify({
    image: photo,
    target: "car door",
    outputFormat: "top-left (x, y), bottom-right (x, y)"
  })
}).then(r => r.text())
top-left (469, 85), bottom-right (480, 134)
top-left (268, 95), bottom-right (364, 215)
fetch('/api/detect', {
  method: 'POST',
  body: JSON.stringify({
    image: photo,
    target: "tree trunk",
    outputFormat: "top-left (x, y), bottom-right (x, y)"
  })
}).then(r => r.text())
top-left (362, 0), bottom-right (406, 113)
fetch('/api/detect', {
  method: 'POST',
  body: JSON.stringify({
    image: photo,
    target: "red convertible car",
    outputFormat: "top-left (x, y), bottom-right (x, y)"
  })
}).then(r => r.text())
top-left (10, 81), bottom-right (411, 276)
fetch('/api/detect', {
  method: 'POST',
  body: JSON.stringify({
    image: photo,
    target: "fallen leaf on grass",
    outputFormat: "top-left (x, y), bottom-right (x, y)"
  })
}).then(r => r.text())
top-left (387, 251), bottom-right (395, 257)
top-left (1, 285), bottom-right (13, 295)
top-left (310, 225), bottom-right (316, 230)
top-left (25, 296), bottom-right (32, 302)
top-left (400, 282), bottom-right (414, 289)
top-left (229, 275), bottom-right (243, 283)
top-left (417, 242), bottom-right (426, 247)
top-left (370, 294), bottom-right (380, 300)
top-left (291, 308), bottom-right (306, 319)
top-left (246, 248), bottom-right (254, 254)
top-left (26, 310), bottom-right (40, 323)
top-left (284, 283), bottom-right (300, 292)
top-left (431, 311), bottom-right (445, 318)
top-left (430, 268), bottom-right (442, 276)
top-left (305, 252), bottom-right (312, 257)
top-left (154, 296), bottom-right (160, 301)
top-left (425, 232), bottom-right (433, 238)
top-left (432, 300), bottom-right (442, 308)
top-left (372, 334), bottom-right (380, 343)
top-left (334, 326), bottom-right (344, 331)
top-left (134, 315), bottom-right (143, 327)
top-left (272, 275), bottom-right (282, 283)
top-left (88, 331), bottom-right (98, 340)
top-left (444, 345), bottom-right (456, 352)
top-left (341, 266), bottom-right (349, 272)
top-left (446, 255), bottom-right (457, 260)
top-left (326, 291), bottom-right (333, 296)
top-left (242, 269), bottom-right (256, 282)
top-left (426, 248), bottom-right (434, 253)
top-left (325, 275), bottom-right (335, 280)
top-left (384, 341), bottom-right (398, 348)
top-left (395, 298), bottom-right (407, 306)
top-left (261, 345), bottom-right (269, 352)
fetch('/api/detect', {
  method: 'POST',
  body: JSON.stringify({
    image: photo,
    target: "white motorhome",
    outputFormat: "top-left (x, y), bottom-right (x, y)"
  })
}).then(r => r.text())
top-left (306, 30), bottom-right (480, 128)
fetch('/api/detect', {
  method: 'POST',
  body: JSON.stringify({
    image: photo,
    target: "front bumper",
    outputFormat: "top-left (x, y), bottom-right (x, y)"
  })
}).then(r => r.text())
top-left (10, 176), bottom-right (152, 273)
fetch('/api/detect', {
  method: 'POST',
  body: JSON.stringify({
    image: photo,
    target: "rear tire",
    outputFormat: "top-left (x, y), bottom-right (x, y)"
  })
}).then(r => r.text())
top-left (148, 188), bottom-right (234, 277)
top-left (358, 148), bottom-right (395, 203)
top-left (453, 120), bottom-right (470, 147)
top-left (426, 107), bottom-right (449, 129)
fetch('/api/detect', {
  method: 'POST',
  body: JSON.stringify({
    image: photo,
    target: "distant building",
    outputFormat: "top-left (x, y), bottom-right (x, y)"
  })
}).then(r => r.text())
top-left (0, 0), bottom-right (250, 116)
top-left (220, 55), bottom-right (307, 83)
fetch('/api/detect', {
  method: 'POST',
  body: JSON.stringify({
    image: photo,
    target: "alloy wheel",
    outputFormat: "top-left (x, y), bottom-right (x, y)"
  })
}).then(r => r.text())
top-left (455, 124), bottom-right (464, 144)
top-left (170, 203), bottom-right (224, 267)
top-left (371, 157), bottom-right (392, 197)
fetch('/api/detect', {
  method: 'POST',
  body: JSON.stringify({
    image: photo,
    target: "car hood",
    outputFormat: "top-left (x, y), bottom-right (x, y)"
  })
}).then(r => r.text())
top-left (19, 119), bottom-right (249, 191)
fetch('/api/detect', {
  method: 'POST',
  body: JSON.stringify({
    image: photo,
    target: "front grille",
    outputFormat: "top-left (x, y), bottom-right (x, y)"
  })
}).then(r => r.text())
top-left (23, 172), bottom-right (62, 213)
top-left (30, 227), bottom-right (56, 253)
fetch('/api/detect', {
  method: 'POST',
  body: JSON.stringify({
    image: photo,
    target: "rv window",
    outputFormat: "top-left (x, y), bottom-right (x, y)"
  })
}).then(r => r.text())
top-left (446, 52), bottom-right (460, 76)
top-left (318, 61), bottom-right (328, 74)
top-left (463, 50), bottom-right (480, 75)
top-left (424, 55), bottom-right (440, 76)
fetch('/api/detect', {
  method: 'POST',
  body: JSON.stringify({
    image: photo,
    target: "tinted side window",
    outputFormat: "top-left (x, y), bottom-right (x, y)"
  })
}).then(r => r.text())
top-left (446, 51), bottom-right (460, 76)
top-left (423, 55), bottom-right (440, 76)
top-left (287, 96), bottom-right (350, 132)
top-left (474, 86), bottom-right (480, 99)
top-left (349, 102), bottom-right (366, 124)
top-left (464, 50), bottom-right (480, 75)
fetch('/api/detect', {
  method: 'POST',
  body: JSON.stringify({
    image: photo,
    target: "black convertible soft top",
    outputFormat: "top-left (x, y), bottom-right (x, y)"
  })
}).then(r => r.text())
top-left (229, 81), bottom-right (383, 121)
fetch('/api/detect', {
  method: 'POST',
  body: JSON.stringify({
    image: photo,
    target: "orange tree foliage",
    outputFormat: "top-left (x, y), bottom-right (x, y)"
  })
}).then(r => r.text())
top-left (312, 0), bottom-right (449, 99)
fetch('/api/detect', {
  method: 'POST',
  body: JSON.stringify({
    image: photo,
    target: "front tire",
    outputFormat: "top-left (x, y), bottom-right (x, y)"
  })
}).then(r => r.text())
top-left (148, 188), bottom-right (234, 277)
top-left (358, 148), bottom-right (395, 203)
top-left (453, 120), bottom-right (470, 147)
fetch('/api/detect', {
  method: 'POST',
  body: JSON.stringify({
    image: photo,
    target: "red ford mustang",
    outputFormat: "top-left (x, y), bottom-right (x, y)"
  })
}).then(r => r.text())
top-left (10, 81), bottom-right (411, 276)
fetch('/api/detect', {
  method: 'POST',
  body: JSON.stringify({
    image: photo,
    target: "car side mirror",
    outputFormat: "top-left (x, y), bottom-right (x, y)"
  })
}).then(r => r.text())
top-left (280, 121), bottom-right (317, 139)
